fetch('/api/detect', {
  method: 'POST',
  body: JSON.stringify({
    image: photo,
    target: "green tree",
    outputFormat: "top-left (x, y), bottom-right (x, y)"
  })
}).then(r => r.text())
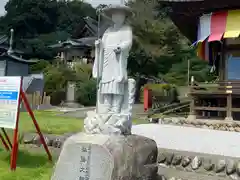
top-left (3, 0), bottom-right (59, 37)
top-left (128, 0), bottom-right (211, 82)
top-left (30, 59), bottom-right (50, 73)
top-left (57, 0), bottom-right (96, 35)
top-left (0, 0), bottom-right (96, 60)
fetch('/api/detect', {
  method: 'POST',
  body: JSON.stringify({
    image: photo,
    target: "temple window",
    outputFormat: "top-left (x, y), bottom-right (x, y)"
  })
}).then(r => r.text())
top-left (227, 52), bottom-right (240, 80)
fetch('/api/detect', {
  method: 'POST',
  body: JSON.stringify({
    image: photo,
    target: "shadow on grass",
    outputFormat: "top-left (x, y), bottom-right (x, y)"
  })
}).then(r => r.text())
top-left (4, 150), bottom-right (51, 168)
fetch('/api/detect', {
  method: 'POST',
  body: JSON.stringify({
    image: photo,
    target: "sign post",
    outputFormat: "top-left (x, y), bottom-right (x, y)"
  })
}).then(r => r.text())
top-left (0, 76), bottom-right (52, 171)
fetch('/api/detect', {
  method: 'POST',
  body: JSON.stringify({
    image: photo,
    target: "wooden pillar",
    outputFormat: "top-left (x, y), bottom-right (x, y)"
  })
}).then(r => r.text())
top-left (225, 93), bottom-right (233, 121)
top-left (189, 97), bottom-right (195, 114)
top-left (187, 79), bottom-right (196, 121)
top-left (187, 96), bottom-right (196, 121)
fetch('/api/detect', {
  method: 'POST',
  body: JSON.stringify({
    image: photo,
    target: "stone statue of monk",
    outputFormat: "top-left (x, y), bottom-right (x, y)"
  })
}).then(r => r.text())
top-left (92, 4), bottom-right (133, 114)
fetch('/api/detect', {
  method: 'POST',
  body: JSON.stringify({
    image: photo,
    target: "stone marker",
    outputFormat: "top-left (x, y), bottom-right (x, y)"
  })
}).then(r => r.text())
top-left (51, 2), bottom-right (158, 180)
top-left (63, 81), bottom-right (82, 108)
top-left (51, 133), bottom-right (157, 180)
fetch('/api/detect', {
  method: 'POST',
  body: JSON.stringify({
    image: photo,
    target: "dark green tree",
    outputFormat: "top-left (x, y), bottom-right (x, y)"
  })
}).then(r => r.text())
top-left (0, 0), bottom-right (96, 60)
top-left (3, 0), bottom-right (59, 37)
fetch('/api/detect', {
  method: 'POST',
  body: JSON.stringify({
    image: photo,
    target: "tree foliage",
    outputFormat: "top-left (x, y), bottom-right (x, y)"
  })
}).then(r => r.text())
top-left (128, 0), bottom-right (212, 86)
top-left (0, 0), bottom-right (215, 105)
top-left (0, 0), bottom-right (96, 60)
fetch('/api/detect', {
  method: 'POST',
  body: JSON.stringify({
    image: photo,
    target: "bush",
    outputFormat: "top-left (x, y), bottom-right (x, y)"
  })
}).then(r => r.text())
top-left (74, 64), bottom-right (97, 106)
top-left (76, 79), bottom-right (97, 106)
top-left (43, 62), bottom-right (76, 105)
top-left (50, 90), bottom-right (65, 105)
top-left (30, 59), bottom-right (50, 73)
top-left (140, 83), bottom-right (179, 104)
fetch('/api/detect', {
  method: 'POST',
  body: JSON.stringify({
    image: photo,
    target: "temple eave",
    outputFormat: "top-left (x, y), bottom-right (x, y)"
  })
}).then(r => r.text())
top-left (160, 0), bottom-right (240, 41)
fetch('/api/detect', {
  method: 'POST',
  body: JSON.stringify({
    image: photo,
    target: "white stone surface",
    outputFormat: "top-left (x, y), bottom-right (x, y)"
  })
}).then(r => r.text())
top-left (132, 124), bottom-right (240, 158)
top-left (51, 133), bottom-right (113, 180)
top-left (84, 79), bottom-right (135, 135)
top-left (92, 7), bottom-right (133, 114)
top-left (84, 4), bottom-right (135, 135)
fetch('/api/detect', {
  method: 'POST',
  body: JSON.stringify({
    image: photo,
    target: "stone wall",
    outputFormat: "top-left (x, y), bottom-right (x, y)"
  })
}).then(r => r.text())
top-left (152, 117), bottom-right (240, 132)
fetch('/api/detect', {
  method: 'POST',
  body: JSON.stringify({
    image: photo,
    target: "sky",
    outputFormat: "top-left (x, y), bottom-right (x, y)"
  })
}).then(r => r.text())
top-left (86, 0), bottom-right (122, 7)
top-left (0, 0), bottom-right (122, 15)
top-left (0, 0), bottom-right (7, 15)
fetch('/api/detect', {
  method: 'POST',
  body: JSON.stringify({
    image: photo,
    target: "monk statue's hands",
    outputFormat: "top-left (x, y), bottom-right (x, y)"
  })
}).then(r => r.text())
top-left (116, 76), bottom-right (124, 83)
top-left (95, 39), bottom-right (101, 48)
top-left (114, 47), bottom-right (121, 54)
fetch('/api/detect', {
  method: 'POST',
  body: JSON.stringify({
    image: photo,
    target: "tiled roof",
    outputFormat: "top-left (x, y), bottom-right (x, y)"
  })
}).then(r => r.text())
top-left (0, 52), bottom-right (38, 64)
top-left (75, 37), bottom-right (97, 46)
top-left (83, 16), bottom-right (110, 37)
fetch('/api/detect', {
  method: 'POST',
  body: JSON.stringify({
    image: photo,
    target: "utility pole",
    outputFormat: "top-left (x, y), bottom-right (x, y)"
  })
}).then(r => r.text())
top-left (95, 6), bottom-right (102, 113)
top-left (7, 29), bottom-right (14, 54)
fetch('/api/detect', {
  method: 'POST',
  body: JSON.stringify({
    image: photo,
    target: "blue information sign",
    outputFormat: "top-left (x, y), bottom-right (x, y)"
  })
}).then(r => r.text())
top-left (0, 91), bottom-right (19, 100)
top-left (0, 77), bottom-right (21, 129)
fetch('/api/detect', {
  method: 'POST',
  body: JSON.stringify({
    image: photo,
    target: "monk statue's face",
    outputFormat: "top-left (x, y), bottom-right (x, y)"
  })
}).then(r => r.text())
top-left (111, 11), bottom-right (126, 26)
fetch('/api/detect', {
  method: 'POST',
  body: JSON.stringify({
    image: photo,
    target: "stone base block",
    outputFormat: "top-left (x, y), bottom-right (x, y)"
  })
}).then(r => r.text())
top-left (187, 115), bottom-right (196, 121)
top-left (224, 116), bottom-right (234, 121)
top-left (51, 133), bottom-right (158, 180)
top-left (62, 102), bottom-right (83, 108)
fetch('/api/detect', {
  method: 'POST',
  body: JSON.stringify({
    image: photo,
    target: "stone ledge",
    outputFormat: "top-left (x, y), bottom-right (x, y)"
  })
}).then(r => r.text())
top-left (21, 132), bottom-right (76, 149)
top-left (158, 166), bottom-right (235, 180)
top-left (157, 117), bottom-right (240, 132)
top-left (157, 148), bottom-right (240, 180)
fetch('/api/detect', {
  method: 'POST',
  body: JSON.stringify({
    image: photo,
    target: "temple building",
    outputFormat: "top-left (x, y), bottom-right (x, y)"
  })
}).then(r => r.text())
top-left (0, 29), bottom-right (44, 96)
top-left (160, 0), bottom-right (240, 120)
top-left (49, 16), bottom-right (109, 66)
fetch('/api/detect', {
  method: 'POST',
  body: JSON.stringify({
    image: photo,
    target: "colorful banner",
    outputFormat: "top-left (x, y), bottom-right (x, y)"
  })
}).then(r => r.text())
top-left (208, 12), bottom-right (227, 42)
top-left (197, 39), bottom-right (209, 61)
top-left (196, 10), bottom-right (240, 61)
top-left (224, 10), bottom-right (240, 38)
top-left (197, 10), bottom-right (240, 42)
top-left (197, 14), bottom-right (211, 42)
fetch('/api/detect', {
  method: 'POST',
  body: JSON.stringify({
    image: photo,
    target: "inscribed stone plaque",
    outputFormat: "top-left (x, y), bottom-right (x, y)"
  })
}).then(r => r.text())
top-left (51, 134), bottom-right (113, 180)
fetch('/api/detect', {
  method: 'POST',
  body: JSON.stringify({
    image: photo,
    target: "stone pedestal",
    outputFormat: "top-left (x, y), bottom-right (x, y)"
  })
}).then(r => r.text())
top-left (51, 133), bottom-right (158, 180)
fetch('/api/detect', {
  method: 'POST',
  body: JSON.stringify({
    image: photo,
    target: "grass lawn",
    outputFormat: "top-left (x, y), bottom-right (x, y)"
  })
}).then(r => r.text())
top-left (0, 110), bottom-right (148, 180)
top-left (18, 111), bottom-right (83, 134)
top-left (0, 110), bottom-right (82, 180)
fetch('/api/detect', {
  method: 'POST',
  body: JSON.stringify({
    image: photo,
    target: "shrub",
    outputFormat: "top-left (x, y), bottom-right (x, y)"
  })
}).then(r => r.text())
top-left (140, 83), bottom-right (179, 104)
top-left (76, 79), bottom-right (97, 106)
top-left (43, 62), bottom-right (76, 105)
top-left (74, 64), bottom-right (97, 106)
top-left (30, 59), bottom-right (50, 73)
top-left (50, 90), bottom-right (65, 105)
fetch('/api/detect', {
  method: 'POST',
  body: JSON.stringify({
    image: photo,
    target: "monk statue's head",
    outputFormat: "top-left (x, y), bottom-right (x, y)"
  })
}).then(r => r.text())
top-left (102, 4), bottom-right (133, 27)
top-left (111, 10), bottom-right (126, 26)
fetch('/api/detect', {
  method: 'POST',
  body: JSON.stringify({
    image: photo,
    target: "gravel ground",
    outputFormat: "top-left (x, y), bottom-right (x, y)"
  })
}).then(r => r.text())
top-left (132, 124), bottom-right (240, 158)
